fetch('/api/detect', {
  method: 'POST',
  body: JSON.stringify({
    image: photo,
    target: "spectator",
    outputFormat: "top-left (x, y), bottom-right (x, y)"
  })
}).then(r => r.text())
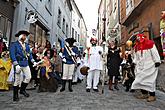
top-left (0, 51), bottom-right (12, 90)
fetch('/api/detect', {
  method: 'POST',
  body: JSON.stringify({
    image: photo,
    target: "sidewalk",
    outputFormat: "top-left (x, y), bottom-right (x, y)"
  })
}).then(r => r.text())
top-left (156, 62), bottom-right (165, 92)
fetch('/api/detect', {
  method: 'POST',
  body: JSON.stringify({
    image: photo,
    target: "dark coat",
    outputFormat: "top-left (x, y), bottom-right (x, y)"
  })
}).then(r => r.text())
top-left (107, 46), bottom-right (122, 77)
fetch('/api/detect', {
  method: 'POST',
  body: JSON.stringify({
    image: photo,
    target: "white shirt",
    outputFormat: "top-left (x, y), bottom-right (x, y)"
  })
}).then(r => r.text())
top-left (84, 46), bottom-right (103, 71)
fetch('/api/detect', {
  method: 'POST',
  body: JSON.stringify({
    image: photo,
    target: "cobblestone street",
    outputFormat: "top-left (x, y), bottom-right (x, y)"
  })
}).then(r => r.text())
top-left (0, 80), bottom-right (165, 110)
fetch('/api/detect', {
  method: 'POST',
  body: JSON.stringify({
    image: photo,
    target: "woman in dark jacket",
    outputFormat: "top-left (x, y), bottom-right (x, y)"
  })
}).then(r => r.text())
top-left (107, 39), bottom-right (122, 90)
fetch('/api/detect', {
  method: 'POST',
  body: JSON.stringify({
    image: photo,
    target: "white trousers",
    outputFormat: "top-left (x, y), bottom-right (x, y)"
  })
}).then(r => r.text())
top-left (14, 66), bottom-right (31, 86)
top-left (62, 64), bottom-right (75, 80)
top-left (86, 69), bottom-right (100, 89)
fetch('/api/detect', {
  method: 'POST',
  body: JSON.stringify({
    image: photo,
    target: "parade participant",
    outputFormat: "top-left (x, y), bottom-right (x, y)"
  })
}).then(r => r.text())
top-left (37, 49), bottom-right (58, 92)
top-left (160, 11), bottom-right (165, 59)
top-left (121, 51), bottom-right (135, 92)
top-left (28, 47), bottom-right (40, 88)
top-left (10, 30), bottom-right (36, 101)
top-left (107, 38), bottom-right (122, 91)
top-left (0, 36), bottom-right (8, 57)
top-left (60, 38), bottom-right (79, 92)
top-left (130, 34), bottom-right (161, 102)
top-left (50, 49), bottom-right (63, 85)
top-left (72, 54), bottom-right (81, 85)
top-left (85, 37), bottom-right (103, 92)
top-left (0, 51), bottom-right (12, 90)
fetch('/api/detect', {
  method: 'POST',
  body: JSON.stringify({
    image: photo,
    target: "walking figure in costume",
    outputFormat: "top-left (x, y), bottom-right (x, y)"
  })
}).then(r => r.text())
top-left (60, 38), bottom-right (79, 92)
top-left (129, 34), bottom-right (161, 102)
top-left (107, 38), bottom-right (122, 91)
top-left (85, 37), bottom-right (103, 92)
top-left (10, 30), bottom-right (36, 101)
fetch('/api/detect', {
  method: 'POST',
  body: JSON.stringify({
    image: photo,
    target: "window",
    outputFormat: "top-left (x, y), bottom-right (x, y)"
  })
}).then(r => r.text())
top-left (113, 0), bottom-right (117, 13)
top-left (75, 31), bottom-right (77, 40)
top-left (62, 18), bottom-right (65, 33)
top-left (29, 23), bottom-right (47, 47)
top-left (66, 24), bottom-right (68, 37)
top-left (72, 28), bottom-right (74, 38)
top-left (45, 0), bottom-right (52, 14)
top-left (78, 20), bottom-right (80, 28)
top-left (109, 0), bottom-right (113, 15)
top-left (78, 34), bottom-right (80, 42)
top-left (57, 8), bottom-right (62, 28)
top-left (126, 0), bottom-right (134, 15)
top-left (0, 16), bottom-right (6, 36)
top-left (0, 15), bottom-right (12, 43)
top-left (6, 21), bottom-right (12, 42)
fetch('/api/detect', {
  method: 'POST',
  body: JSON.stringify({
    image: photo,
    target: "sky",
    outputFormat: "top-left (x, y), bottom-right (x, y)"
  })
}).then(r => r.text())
top-left (74, 0), bottom-right (101, 37)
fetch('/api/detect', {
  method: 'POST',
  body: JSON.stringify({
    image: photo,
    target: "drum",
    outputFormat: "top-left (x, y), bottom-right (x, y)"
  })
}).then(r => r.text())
top-left (80, 66), bottom-right (90, 75)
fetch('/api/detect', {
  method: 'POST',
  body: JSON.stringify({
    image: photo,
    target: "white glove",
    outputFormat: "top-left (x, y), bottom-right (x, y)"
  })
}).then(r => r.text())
top-left (33, 60), bottom-right (44, 67)
top-left (15, 65), bottom-right (21, 73)
top-left (71, 52), bottom-right (75, 56)
top-left (33, 62), bottom-right (38, 67)
top-left (59, 52), bottom-right (63, 58)
top-left (62, 58), bottom-right (66, 63)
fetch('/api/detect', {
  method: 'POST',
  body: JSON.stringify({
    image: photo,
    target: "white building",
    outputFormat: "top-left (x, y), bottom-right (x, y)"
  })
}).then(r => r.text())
top-left (71, 0), bottom-right (87, 50)
top-left (11, 0), bottom-right (53, 47)
top-left (51, 0), bottom-right (72, 49)
top-left (70, 0), bottom-right (81, 45)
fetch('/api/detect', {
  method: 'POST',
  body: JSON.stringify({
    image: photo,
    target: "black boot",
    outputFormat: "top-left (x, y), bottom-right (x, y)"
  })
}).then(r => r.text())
top-left (13, 86), bottom-right (19, 101)
top-left (60, 80), bottom-right (66, 92)
top-left (109, 80), bottom-right (113, 91)
top-left (114, 80), bottom-right (119, 90)
top-left (20, 82), bottom-right (30, 97)
top-left (68, 80), bottom-right (73, 92)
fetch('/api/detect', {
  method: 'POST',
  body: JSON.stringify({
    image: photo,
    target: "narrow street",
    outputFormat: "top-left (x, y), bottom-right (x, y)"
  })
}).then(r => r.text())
top-left (0, 1), bottom-right (165, 110)
top-left (0, 80), bottom-right (165, 110)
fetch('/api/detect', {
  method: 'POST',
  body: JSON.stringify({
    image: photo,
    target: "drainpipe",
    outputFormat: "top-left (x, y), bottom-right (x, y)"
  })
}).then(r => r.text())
top-left (118, 0), bottom-right (121, 25)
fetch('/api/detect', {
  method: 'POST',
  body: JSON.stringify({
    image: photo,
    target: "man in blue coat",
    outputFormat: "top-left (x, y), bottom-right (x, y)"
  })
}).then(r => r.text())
top-left (60, 38), bottom-right (79, 92)
top-left (10, 30), bottom-right (36, 101)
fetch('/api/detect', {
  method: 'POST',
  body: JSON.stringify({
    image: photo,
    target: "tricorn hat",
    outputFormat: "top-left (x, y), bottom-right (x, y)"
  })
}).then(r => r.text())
top-left (65, 38), bottom-right (76, 44)
top-left (15, 30), bottom-right (30, 37)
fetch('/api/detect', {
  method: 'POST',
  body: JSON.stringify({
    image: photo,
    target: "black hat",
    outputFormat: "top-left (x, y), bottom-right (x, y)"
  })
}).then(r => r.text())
top-left (15, 30), bottom-right (30, 37)
top-left (65, 38), bottom-right (76, 44)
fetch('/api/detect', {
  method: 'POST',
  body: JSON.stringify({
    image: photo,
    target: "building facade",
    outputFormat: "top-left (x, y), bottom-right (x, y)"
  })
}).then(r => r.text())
top-left (71, 0), bottom-right (81, 44)
top-left (70, 0), bottom-right (87, 50)
top-left (120, 0), bottom-right (165, 58)
top-left (11, 0), bottom-right (53, 47)
top-left (106, 0), bottom-right (121, 45)
top-left (79, 17), bottom-right (87, 49)
top-left (2, 0), bottom-right (87, 51)
top-left (98, 0), bottom-right (105, 44)
top-left (7, 0), bottom-right (72, 49)
top-left (98, 0), bottom-right (121, 45)
top-left (51, 0), bottom-right (72, 49)
top-left (0, 0), bottom-right (18, 44)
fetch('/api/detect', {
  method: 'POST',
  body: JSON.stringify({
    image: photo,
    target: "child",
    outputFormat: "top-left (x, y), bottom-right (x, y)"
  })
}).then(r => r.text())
top-left (121, 51), bottom-right (135, 92)
top-left (0, 51), bottom-right (12, 90)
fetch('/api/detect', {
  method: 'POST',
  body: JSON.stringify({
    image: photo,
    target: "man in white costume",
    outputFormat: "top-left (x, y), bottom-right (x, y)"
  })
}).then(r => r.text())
top-left (130, 34), bottom-right (161, 102)
top-left (85, 37), bottom-right (103, 92)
